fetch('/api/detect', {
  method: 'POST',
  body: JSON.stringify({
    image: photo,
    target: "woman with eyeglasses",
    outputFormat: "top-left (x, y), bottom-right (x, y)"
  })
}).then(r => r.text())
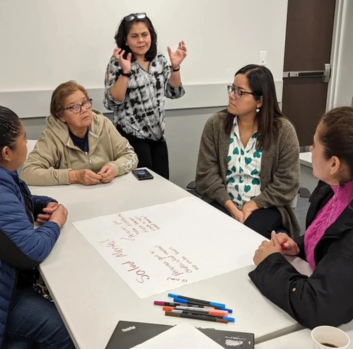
top-left (21, 81), bottom-right (138, 186)
top-left (196, 64), bottom-right (300, 238)
top-left (104, 13), bottom-right (187, 179)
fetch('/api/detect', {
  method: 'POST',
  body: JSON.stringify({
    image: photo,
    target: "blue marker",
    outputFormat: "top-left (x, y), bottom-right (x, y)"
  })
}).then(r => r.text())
top-left (168, 293), bottom-right (226, 310)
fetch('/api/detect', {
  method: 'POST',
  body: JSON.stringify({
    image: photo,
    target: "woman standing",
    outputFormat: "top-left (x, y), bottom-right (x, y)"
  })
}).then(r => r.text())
top-left (104, 13), bottom-right (187, 179)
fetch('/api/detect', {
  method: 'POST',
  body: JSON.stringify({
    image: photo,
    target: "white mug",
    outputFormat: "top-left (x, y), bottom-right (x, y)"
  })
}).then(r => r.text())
top-left (311, 326), bottom-right (350, 349)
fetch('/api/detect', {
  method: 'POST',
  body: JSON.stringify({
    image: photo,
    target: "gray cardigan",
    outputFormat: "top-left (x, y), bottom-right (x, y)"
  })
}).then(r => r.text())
top-left (196, 111), bottom-right (300, 238)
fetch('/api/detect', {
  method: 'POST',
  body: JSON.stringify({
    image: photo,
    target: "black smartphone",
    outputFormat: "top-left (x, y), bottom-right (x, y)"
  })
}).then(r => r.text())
top-left (132, 169), bottom-right (154, 180)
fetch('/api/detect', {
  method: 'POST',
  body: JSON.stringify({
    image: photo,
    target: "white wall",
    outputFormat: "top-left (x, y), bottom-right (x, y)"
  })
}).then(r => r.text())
top-left (0, 0), bottom-right (289, 188)
top-left (329, 0), bottom-right (353, 108)
top-left (0, 0), bottom-right (287, 89)
top-left (0, 0), bottom-right (288, 117)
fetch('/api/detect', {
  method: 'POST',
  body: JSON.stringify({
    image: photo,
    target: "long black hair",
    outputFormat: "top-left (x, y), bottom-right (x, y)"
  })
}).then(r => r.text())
top-left (225, 64), bottom-right (283, 150)
top-left (114, 14), bottom-right (157, 62)
top-left (0, 106), bottom-right (21, 159)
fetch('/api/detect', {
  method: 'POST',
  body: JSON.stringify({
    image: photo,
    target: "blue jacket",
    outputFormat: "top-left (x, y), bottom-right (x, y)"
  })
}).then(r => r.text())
top-left (0, 167), bottom-right (60, 346)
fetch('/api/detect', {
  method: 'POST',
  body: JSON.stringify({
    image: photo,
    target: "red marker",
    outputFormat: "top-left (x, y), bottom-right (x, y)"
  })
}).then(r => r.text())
top-left (272, 231), bottom-right (287, 250)
top-left (281, 242), bottom-right (288, 250)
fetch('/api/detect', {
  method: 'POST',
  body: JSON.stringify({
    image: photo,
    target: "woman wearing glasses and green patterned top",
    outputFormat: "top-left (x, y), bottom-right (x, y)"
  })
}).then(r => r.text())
top-left (21, 81), bottom-right (138, 186)
top-left (104, 13), bottom-right (186, 179)
top-left (196, 65), bottom-right (300, 239)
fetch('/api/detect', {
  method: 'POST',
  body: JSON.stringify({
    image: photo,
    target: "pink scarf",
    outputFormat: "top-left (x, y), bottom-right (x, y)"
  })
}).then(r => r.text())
top-left (304, 181), bottom-right (353, 270)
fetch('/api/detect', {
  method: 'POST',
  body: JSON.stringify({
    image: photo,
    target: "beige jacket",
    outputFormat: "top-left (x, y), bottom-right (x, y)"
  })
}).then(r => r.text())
top-left (21, 111), bottom-right (138, 185)
top-left (196, 111), bottom-right (300, 237)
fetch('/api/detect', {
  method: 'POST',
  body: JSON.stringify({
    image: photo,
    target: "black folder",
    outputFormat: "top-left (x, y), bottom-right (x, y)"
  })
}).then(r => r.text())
top-left (106, 320), bottom-right (254, 348)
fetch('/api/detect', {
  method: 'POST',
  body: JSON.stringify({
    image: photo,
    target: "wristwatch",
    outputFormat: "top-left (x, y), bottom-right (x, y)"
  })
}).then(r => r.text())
top-left (121, 71), bottom-right (132, 78)
top-left (171, 66), bottom-right (180, 72)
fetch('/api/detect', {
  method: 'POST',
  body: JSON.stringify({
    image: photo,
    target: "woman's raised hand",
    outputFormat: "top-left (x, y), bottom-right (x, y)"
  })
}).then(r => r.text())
top-left (167, 41), bottom-right (187, 69)
top-left (113, 47), bottom-right (132, 73)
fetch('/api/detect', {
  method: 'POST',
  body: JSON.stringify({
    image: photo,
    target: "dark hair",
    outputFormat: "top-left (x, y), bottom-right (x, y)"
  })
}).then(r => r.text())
top-left (0, 106), bottom-right (22, 160)
top-left (225, 64), bottom-right (284, 150)
top-left (319, 106), bottom-right (353, 183)
top-left (114, 14), bottom-right (157, 62)
top-left (50, 80), bottom-right (89, 118)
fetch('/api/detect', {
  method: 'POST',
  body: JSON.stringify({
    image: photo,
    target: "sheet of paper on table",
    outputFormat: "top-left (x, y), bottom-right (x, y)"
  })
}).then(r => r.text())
top-left (73, 196), bottom-right (265, 298)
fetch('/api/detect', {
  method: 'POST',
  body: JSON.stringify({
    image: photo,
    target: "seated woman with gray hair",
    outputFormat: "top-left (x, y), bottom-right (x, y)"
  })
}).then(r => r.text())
top-left (22, 81), bottom-right (138, 186)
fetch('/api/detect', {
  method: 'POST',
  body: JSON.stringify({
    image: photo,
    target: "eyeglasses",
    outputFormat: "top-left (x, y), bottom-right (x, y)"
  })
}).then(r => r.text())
top-left (227, 85), bottom-right (256, 99)
top-left (63, 99), bottom-right (92, 114)
top-left (124, 13), bottom-right (147, 22)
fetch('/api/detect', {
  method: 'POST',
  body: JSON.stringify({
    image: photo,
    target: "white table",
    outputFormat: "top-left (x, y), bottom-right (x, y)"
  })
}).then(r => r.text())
top-left (300, 152), bottom-right (318, 194)
top-left (30, 172), bottom-right (310, 349)
top-left (256, 322), bottom-right (353, 348)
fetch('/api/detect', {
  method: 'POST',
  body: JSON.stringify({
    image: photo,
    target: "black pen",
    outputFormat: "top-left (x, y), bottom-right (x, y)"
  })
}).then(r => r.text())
top-left (167, 309), bottom-right (235, 322)
top-left (168, 293), bottom-right (226, 309)
top-left (154, 301), bottom-right (214, 309)
top-left (165, 311), bottom-right (229, 323)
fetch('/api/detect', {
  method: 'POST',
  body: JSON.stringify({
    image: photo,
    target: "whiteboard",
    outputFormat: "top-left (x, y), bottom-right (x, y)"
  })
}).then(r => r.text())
top-left (0, 0), bottom-right (288, 117)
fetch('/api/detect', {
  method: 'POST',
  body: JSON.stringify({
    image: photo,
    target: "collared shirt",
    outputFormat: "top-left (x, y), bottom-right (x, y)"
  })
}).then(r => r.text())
top-left (226, 117), bottom-right (262, 208)
top-left (104, 53), bottom-right (185, 141)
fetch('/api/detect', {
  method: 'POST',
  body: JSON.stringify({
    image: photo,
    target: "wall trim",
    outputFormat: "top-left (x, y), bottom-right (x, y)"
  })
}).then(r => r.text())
top-left (0, 82), bottom-right (283, 119)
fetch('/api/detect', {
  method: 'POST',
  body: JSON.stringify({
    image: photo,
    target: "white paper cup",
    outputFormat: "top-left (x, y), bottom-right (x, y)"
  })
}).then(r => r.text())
top-left (311, 326), bottom-right (350, 349)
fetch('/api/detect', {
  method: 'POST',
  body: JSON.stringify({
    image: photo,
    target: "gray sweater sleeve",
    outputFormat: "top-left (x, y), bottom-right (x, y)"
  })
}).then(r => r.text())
top-left (253, 120), bottom-right (300, 208)
top-left (196, 115), bottom-right (230, 206)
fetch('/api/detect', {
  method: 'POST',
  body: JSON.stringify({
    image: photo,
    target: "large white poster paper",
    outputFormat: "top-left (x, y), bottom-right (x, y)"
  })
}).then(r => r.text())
top-left (73, 197), bottom-right (264, 298)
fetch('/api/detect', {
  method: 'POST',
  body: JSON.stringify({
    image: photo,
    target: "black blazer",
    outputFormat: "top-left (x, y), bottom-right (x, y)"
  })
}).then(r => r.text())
top-left (249, 181), bottom-right (353, 329)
